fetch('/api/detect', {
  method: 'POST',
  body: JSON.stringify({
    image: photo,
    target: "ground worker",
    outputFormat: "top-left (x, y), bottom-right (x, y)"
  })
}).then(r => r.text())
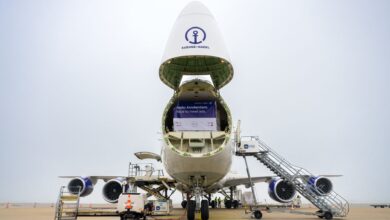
top-left (214, 197), bottom-right (218, 208)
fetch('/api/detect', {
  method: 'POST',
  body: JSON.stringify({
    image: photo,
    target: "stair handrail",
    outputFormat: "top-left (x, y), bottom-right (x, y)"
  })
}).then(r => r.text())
top-left (54, 186), bottom-right (65, 220)
top-left (74, 186), bottom-right (81, 219)
top-left (248, 136), bottom-right (349, 217)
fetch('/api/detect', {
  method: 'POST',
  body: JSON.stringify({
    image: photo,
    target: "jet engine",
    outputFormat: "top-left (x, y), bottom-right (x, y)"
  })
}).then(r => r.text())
top-left (67, 177), bottom-right (95, 197)
top-left (102, 178), bottom-right (128, 203)
top-left (308, 176), bottom-right (333, 196)
top-left (268, 178), bottom-right (297, 203)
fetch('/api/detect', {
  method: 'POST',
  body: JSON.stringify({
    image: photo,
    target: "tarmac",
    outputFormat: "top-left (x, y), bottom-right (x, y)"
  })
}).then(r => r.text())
top-left (0, 205), bottom-right (390, 220)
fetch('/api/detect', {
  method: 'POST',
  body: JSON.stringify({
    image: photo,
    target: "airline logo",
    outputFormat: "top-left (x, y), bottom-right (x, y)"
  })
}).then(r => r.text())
top-left (182, 26), bottom-right (210, 49)
top-left (185, 27), bottom-right (206, 44)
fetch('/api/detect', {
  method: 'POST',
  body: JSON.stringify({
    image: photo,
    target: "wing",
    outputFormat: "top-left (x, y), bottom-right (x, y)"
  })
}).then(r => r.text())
top-left (223, 174), bottom-right (342, 188)
top-left (59, 175), bottom-right (176, 186)
top-left (307, 175), bottom-right (343, 178)
top-left (59, 176), bottom-right (127, 182)
top-left (223, 176), bottom-right (275, 188)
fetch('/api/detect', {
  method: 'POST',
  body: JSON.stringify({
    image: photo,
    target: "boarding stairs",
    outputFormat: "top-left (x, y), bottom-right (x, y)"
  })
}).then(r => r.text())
top-left (237, 136), bottom-right (349, 219)
top-left (54, 186), bottom-right (80, 220)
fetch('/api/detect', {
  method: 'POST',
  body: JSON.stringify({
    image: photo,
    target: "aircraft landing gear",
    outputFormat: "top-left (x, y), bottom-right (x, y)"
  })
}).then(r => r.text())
top-left (188, 177), bottom-right (209, 220)
top-left (224, 200), bottom-right (232, 209)
top-left (232, 200), bottom-right (239, 209)
top-left (187, 200), bottom-right (196, 220)
top-left (224, 199), bottom-right (239, 209)
top-left (181, 200), bottom-right (187, 208)
top-left (210, 200), bottom-right (216, 208)
top-left (223, 186), bottom-right (239, 209)
top-left (201, 200), bottom-right (209, 220)
top-left (187, 199), bottom-right (209, 220)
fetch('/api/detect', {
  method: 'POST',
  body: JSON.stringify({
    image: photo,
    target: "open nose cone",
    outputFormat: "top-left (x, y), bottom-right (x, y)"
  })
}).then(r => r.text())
top-left (179, 1), bottom-right (213, 17)
top-left (159, 1), bottom-right (234, 90)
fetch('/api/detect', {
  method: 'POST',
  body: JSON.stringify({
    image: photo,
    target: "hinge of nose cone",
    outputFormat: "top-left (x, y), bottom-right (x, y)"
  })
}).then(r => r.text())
top-left (160, 57), bottom-right (234, 90)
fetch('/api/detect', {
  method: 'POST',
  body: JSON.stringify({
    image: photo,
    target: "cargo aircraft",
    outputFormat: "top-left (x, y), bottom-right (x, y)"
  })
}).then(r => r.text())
top-left (61, 2), bottom-right (337, 220)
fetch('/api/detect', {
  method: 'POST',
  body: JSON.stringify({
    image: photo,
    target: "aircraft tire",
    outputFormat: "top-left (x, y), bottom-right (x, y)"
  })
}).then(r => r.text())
top-left (233, 200), bottom-right (239, 209)
top-left (210, 200), bottom-right (216, 208)
top-left (181, 200), bottom-right (187, 209)
top-left (201, 200), bottom-right (209, 220)
top-left (187, 200), bottom-right (196, 220)
top-left (225, 200), bottom-right (232, 209)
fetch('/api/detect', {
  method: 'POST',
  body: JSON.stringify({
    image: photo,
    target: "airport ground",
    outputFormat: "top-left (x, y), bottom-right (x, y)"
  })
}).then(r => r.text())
top-left (0, 204), bottom-right (389, 220)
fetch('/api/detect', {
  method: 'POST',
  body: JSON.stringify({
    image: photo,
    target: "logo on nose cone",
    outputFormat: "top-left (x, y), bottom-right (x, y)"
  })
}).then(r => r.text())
top-left (185, 27), bottom-right (206, 44)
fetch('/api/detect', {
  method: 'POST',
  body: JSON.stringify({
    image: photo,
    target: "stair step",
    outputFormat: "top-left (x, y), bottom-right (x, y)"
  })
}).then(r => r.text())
top-left (239, 137), bottom-right (349, 217)
top-left (61, 195), bottom-right (79, 201)
top-left (54, 186), bottom-right (81, 220)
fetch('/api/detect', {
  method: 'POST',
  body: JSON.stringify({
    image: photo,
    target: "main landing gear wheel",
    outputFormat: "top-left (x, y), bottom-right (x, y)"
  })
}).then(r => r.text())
top-left (201, 200), bottom-right (209, 220)
top-left (181, 200), bottom-right (187, 209)
top-left (224, 200), bottom-right (232, 209)
top-left (210, 200), bottom-right (216, 208)
top-left (232, 200), bottom-right (239, 209)
top-left (187, 200), bottom-right (196, 220)
top-left (254, 210), bottom-right (262, 219)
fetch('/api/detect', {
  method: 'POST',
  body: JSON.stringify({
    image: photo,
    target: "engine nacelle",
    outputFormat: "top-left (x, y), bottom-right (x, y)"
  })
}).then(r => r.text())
top-left (268, 178), bottom-right (297, 203)
top-left (102, 178), bottom-right (128, 203)
top-left (67, 177), bottom-right (95, 197)
top-left (308, 176), bottom-right (333, 196)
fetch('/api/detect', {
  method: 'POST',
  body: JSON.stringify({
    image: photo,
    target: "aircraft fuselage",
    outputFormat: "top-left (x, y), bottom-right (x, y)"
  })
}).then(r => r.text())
top-left (161, 79), bottom-right (233, 192)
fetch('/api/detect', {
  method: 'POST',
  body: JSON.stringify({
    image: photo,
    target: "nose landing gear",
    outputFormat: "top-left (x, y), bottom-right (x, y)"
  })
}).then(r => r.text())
top-left (186, 199), bottom-right (210, 220)
top-left (201, 200), bottom-right (209, 220)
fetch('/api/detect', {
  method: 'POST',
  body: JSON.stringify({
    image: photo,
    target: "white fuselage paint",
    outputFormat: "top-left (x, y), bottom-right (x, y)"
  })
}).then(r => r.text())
top-left (159, 2), bottom-right (235, 194)
top-left (162, 139), bottom-right (233, 192)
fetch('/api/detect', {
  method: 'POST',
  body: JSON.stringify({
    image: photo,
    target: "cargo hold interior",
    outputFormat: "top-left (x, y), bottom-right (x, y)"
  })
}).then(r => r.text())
top-left (163, 80), bottom-right (231, 155)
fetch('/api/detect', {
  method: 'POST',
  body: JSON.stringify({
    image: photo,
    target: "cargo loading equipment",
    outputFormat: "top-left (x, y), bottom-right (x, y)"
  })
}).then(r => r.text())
top-left (55, 162), bottom-right (175, 220)
top-left (236, 135), bottom-right (349, 220)
top-left (54, 186), bottom-right (81, 220)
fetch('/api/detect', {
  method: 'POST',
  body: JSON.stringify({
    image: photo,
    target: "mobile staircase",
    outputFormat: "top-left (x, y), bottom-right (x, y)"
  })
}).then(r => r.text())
top-left (54, 186), bottom-right (81, 220)
top-left (236, 136), bottom-right (349, 219)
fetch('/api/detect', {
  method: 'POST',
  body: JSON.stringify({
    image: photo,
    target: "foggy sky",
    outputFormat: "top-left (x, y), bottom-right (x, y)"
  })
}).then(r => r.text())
top-left (0, 0), bottom-right (389, 204)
